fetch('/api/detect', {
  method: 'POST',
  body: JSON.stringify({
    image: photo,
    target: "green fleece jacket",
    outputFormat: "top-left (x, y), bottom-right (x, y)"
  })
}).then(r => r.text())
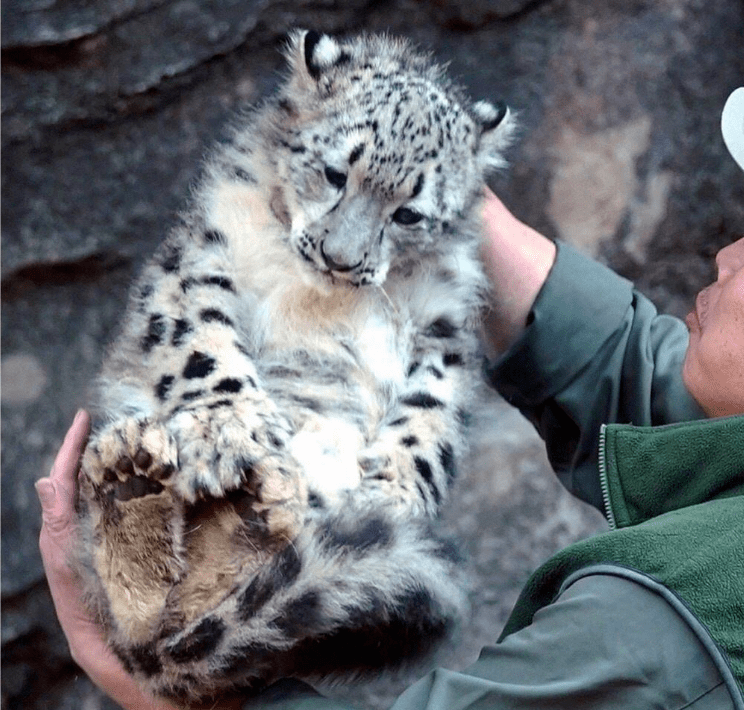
top-left (488, 243), bottom-right (744, 698)
top-left (499, 417), bottom-right (744, 689)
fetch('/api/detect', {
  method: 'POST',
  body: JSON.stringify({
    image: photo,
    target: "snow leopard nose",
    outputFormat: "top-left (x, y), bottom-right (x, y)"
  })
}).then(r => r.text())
top-left (320, 242), bottom-right (362, 273)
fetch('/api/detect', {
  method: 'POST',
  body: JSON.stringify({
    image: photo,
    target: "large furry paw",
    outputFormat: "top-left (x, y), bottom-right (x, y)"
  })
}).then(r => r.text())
top-left (166, 398), bottom-right (308, 539)
top-left (167, 397), bottom-right (291, 496)
top-left (80, 418), bottom-right (184, 642)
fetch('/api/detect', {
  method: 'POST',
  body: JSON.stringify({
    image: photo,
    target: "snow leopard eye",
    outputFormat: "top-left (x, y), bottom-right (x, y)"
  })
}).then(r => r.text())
top-left (324, 166), bottom-right (347, 189)
top-left (392, 207), bottom-right (424, 226)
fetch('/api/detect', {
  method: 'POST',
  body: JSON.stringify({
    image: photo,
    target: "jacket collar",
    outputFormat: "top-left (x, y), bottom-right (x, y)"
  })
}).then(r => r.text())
top-left (599, 415), bottom-right (744, 530)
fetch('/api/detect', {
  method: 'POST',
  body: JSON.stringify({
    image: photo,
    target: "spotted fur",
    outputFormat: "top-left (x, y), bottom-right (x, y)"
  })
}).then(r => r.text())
top-left (76, 30), bottom-right (516, 702)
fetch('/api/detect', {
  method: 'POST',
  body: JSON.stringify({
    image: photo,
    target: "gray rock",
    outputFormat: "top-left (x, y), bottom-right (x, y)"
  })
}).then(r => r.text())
top-left (2, 0), bottom-right (270, 142)
top-left (427, 0), bottom-right (550, 28)
top-left (3, 113), bottom-right (209, 276)
top-left (1, 582), bottom-right (122, 709)
top-left (2, 0), bottom-right (162, 48)
top-left (2, 273), bottom-right (131, 596)
top-left (1, 39), bottom-right (290, 276)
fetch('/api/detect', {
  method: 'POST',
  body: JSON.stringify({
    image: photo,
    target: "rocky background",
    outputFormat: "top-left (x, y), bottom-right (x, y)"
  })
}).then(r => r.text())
top-left (2, 0), bottom-right (743, 708)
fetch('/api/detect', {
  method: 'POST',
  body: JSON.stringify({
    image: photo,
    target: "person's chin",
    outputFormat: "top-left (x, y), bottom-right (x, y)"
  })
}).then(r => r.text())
top-left (681, 348), bottom-right (705, 413)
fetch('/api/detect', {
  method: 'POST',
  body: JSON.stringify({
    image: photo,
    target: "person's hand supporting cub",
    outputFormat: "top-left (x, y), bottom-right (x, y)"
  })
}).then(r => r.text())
top-left (36, 410), bottom-right (185, 710)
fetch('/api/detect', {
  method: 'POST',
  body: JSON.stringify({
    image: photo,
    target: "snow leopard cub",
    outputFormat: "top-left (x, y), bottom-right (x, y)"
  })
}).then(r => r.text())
top-left (76, 29), bottom-right (516, 703)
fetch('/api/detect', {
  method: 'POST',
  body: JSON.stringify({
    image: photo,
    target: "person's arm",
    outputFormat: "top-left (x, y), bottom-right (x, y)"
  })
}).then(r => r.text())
top-left (480, 190), bottom-right (704, 510)
top-left (36, 411), bottom-right (243, 710)
top-left (479, 189), bottom-right (557, 354)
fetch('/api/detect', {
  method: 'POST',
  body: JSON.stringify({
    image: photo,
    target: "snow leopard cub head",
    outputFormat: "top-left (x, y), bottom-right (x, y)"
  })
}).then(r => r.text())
top-left (271, 30), bottom-right (516, 288)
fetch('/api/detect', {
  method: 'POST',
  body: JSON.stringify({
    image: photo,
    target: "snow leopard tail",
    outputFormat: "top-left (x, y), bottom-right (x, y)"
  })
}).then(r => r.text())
top-left (128, 506), bottom-right (469, 703)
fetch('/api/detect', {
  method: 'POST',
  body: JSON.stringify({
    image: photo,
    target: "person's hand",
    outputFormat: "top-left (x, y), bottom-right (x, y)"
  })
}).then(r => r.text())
top-left (37, 410), bottom-right (182, 710)
top-left (479, 188), bottom-right (556, 354)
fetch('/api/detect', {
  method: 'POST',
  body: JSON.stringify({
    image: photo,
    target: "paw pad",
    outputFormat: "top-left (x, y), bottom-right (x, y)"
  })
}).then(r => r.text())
top-left (133, 448), bottom-right (153, 469)
top-left (84, 418), bottom-right (178, 505)
top-left (100, 448), bottom-right (172, 502)
top-left (114, 475), bottom-right (164, 501)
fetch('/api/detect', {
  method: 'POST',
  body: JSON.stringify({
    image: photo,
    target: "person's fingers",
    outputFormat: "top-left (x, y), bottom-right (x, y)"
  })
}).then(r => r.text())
top-left (37, 410), bottom-right (91, 581)
top-left (51, 408), bottom-right (90, 486)
top-left (36, 410), bottom-right (90, 536)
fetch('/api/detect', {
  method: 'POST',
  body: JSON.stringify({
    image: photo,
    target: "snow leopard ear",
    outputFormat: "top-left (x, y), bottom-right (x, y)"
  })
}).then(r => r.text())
top-left (303, 30), bottom-right (344, 79)
top-left (286, 29), bottom-right (349, 88)
top-left (471, 100), bottom-right (518, 171)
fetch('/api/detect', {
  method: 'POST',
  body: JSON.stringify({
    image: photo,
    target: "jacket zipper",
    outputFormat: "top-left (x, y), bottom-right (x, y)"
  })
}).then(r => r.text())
top-left (598, 424), bottom-right (617, 530)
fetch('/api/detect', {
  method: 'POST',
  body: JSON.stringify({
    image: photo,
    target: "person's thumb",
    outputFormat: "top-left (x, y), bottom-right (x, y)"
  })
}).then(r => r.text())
top-left (36, 478), bottom-right (73, 535)
top-left (36, 478), bottom-right (56, 509)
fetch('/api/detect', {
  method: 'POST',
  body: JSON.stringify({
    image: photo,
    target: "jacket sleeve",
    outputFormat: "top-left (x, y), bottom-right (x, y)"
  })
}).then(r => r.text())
top-left (484, 241), bottom-right (705, 512)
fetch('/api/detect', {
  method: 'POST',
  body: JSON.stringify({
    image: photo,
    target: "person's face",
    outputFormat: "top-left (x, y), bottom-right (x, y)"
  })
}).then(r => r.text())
top-left (683, 238), bottom-right (744, 417)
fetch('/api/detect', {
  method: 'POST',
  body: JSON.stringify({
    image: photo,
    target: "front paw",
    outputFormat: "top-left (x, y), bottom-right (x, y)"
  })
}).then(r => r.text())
top-left (167, 398), bottom-right (297, 503)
